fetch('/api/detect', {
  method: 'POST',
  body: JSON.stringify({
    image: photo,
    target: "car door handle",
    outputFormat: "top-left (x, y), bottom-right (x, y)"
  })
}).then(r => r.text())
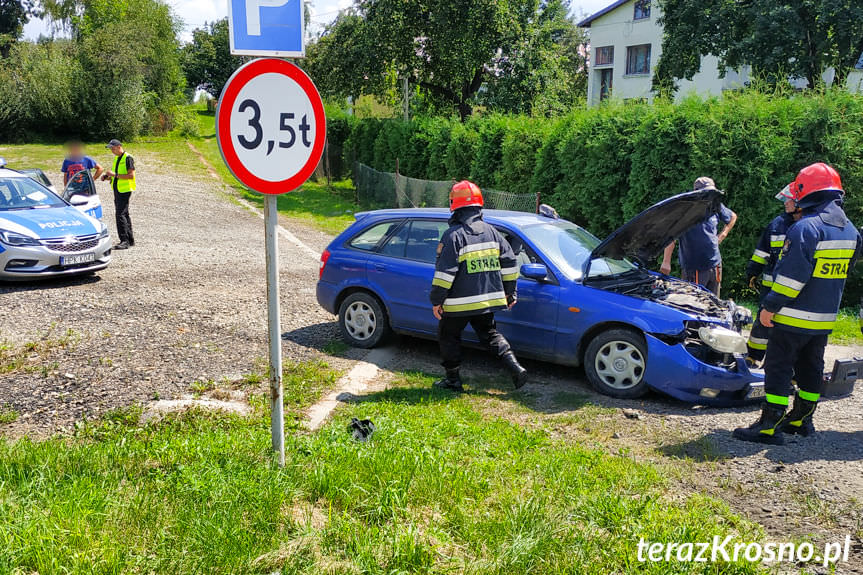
top-left (374, 263), bottom-right (387, 271)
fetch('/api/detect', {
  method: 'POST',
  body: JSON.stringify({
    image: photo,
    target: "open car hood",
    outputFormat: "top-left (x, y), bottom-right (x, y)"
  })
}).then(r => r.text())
top-left (590, 189), bottom-right (725, 262)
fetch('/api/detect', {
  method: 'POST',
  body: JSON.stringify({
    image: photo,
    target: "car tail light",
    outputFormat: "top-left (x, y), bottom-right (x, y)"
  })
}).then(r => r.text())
top-left (319, 249), bottom-right (330, 279)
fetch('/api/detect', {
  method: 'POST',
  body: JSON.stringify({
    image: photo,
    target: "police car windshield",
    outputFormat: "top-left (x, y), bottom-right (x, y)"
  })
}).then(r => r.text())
top-left (0, 176), bottom-right (65, 210)
top-left (521, 221), bottom-right (637, 280)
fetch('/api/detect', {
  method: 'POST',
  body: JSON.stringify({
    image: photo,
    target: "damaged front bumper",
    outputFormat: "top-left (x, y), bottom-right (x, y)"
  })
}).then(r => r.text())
top-left (643, 333), bottom-right (764, 406)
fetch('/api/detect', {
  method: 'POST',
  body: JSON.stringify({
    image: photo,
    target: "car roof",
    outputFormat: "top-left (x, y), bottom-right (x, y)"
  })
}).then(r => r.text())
top-left (0, 168), bottom-right (31, 179)
top-left (355, 208), bottom-right (561, 228)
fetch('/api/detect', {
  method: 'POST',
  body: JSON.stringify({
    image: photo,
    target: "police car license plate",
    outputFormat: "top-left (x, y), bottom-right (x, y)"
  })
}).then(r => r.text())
top-left (60, 252), bottom-right (96, 266)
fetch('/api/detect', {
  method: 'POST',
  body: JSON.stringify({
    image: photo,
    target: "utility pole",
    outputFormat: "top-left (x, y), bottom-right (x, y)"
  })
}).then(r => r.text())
top-left (403, 76), bottom-right (409, 122)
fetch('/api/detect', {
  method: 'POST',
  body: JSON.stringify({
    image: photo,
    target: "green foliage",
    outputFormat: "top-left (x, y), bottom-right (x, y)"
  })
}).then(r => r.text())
top-left (0, 0), bottom-right (185, 140)
top-left (343, 91), bottom-right (863, 303)
top-left (0, 0), bottom-right (32, 56)
top-left (181, 18), bottom-right (243, 98)
top-left (305, 0), bottom-right (587, 119)
top-left (656, 0), bottom-right (863, 91)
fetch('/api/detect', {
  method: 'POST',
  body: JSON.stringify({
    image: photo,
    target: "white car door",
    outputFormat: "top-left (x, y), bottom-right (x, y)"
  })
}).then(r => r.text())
top-left (63, 169), bottom-right (103, 220)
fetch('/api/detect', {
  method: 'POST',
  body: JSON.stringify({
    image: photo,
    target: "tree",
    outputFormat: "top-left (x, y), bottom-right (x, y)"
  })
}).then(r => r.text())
top-left (306, 0), bottom-right (540, 119)
top-left (0, 0), bottom-right (34, 56)
top-left (655, 0), bottom-right (863, 92)
top-left (482, 0), bottom-right (588, 115)
top-left (182, 18), bottom-right (243, 98)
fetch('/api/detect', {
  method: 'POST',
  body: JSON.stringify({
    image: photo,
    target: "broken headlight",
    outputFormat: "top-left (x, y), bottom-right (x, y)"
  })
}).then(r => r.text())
top-left (698, 326), bottom-right (748, 355)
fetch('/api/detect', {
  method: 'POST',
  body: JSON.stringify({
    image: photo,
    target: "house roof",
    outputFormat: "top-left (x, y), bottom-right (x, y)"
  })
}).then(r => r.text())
top-left (577, 0), bottom-right (631, 27)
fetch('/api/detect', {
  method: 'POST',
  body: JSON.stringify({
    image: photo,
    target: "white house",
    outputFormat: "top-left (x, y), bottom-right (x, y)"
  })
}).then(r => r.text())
top-left (578, 0), bottom-right (863, 106)
top-left (578, 0), bottom-right (748, 106)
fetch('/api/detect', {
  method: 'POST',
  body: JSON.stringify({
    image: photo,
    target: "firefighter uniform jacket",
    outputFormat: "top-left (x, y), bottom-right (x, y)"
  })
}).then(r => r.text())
top-left (430, 207), bottom-right (518, 316)
top-left (763, 199), bottom-right (861, 334)
top-left (746, 212), bottom-right (795, 291)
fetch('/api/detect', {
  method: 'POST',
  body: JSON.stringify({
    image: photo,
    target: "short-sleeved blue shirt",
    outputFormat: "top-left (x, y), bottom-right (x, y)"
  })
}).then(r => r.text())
top-left (678, 203), bottom-right (733, 272)
top-left (61, 156), bottom-right (97, 178)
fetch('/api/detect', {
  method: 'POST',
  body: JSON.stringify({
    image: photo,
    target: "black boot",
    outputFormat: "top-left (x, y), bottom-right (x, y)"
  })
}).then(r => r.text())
top-left (732, 403), bottom-right (787, 445)
top-left (433, 368), bottom-right (464, 392)
top-left (501, 351), bottom-right (528, 389)
top-left (780, 393), bottom-right (817, 436)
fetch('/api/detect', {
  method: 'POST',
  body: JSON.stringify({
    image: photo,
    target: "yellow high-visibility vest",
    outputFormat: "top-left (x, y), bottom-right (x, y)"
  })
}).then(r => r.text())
top-left (114, 152), bottom-right (136, 193)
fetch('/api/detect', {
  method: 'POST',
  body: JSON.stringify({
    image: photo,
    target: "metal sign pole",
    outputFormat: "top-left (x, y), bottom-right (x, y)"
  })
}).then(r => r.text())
top-left (264, 194), bottom-right (285, 467)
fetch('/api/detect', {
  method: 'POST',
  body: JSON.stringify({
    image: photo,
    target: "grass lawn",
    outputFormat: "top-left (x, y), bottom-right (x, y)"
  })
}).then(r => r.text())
top-left (0, 368), bottom-right (764, 574)
top-left (187, 106), bottom-right (358, 236)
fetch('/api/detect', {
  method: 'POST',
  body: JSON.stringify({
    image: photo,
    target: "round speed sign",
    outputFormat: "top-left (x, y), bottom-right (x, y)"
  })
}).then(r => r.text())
top-left (217, 58), bottom-right (326, 194)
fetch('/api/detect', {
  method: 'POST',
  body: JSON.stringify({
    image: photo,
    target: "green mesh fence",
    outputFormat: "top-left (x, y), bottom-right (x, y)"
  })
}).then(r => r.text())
top-left (354, 162), bottom-right (538, 212)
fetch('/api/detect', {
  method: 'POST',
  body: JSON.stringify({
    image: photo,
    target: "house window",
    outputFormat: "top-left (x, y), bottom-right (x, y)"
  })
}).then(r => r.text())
top-left (626, 44), bottom-right (651, 75)
top-left (595, 46), bottom-right (614, 67)
top-left (634, 0), bottom-right (651, 20)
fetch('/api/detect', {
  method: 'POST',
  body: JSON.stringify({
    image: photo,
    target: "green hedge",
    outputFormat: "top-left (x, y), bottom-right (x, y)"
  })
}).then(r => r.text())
top-left (336, 91), bottom-right (863, 304)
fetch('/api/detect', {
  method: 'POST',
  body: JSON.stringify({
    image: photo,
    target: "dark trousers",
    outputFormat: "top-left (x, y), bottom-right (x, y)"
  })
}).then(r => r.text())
top-left (682, 266), bottom-right (721, 296)
top-left (764, 327), bottom-right (828, 402)
top-left (747, 312), bottom-right (770, 361)
top-left (438, 312), bottom-right (511, 370)
top-left (114, 190), bottom-right (134, 244)
top-left (747, 286), bottom-right (773, 361)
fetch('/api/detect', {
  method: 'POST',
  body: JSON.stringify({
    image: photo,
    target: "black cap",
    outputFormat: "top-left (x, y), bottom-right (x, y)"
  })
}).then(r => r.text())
top-left (106, 139), bottom-right (122, 148)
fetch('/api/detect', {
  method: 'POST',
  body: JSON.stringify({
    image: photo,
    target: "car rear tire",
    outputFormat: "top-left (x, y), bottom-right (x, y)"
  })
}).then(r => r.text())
top-left (338, 292), bottom-right (390, 349)
top-left (584, 328), bottom-right (649, 399)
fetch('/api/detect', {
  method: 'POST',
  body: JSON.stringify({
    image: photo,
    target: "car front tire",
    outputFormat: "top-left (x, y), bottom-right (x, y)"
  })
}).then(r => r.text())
top-left (584, 328), bottom-right (649, 399)
top-left (338, 292), bottom-right (390, 349)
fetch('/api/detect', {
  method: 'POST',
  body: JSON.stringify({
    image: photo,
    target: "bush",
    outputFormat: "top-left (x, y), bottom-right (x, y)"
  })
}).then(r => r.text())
top-left (342, 91), bottom-right (863, 304)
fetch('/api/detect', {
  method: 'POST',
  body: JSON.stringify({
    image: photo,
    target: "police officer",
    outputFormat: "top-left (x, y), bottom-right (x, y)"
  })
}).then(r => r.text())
top-left (744, 185), bottom-right (802, 364)
top-left (734, 163), bottom-right (861, 444)
top-left (430, 180), bottom-right (527, 392)
top-left (101, 139), bottom-right (136, 250)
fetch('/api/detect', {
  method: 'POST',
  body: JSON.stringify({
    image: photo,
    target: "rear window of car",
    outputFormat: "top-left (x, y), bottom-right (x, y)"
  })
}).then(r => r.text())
top-left (348, 221), bottom-right (403, 251)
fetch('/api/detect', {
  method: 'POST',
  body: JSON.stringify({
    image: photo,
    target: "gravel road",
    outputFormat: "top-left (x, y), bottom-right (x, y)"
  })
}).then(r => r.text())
top-left (0, 152), bottom-right (352, 435)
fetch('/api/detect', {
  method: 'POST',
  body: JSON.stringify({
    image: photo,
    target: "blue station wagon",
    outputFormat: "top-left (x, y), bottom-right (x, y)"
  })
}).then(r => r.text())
top-left (317, 189), bottom-right (765, 405)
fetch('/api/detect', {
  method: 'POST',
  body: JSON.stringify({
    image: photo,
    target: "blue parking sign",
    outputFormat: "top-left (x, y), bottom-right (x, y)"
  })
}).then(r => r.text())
top-left (228, 0), bottom-right (305, 57)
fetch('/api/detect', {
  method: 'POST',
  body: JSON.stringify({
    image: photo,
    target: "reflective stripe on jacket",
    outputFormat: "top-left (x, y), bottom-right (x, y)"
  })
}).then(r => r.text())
top-left (762, 200), bottom-right (861, 334)
top-left (746, 212), bottom-right (795, 290)
top-left (114, 152), bottom-right (136, 193)
top-left (430, 207), bottom-right (517, 316)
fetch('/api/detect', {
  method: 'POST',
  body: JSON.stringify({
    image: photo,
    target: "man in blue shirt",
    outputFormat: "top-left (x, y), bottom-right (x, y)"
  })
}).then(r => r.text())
top-left (61, 141), bottom-right (103, 186)
top-left (660, 177), bottom-right (737, 296)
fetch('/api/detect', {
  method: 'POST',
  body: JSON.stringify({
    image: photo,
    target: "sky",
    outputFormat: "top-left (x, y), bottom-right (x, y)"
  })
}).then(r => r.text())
top-left (23, 0), bottom-right (612, 42)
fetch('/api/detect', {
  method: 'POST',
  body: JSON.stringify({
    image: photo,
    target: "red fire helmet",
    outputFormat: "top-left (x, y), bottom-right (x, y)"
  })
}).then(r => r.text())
top-left (450, 180), bottom-right (484, 211)
top-left (789, 163), bottom-right (844, 204)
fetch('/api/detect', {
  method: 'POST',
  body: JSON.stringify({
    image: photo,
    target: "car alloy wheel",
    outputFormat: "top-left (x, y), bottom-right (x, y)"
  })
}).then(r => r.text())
top-left (584, 328), bottom-right (649, 399)
top-left (345, 301), bottom-right (377, 341)
top-left (338, 292), bottom-right (390, 349)
top-left (594, 341), bottom-right (645, 390)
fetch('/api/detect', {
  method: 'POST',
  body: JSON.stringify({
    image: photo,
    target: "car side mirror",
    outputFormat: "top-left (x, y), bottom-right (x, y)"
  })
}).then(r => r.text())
top-left (69, 194), bottom-right (89, 206)
top-left (520, 263), bottom-right (548, 281)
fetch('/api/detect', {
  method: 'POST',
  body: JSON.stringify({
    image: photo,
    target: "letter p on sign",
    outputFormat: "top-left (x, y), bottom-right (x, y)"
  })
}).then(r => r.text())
top-left (229, 0), bottom-right (304, 57)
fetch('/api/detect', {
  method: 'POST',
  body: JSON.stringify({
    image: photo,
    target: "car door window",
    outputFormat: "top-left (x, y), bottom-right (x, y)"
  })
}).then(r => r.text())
top-left (498, 228), bottom-right (557, 281)
top-left (405, 220), bottom-right (449, 263)
top-left (63, 169), bottom-right (95, 200)
top-left (348, 221), bottom-right (403, 251)
top-left (378, 222), bottom-right (410, 258)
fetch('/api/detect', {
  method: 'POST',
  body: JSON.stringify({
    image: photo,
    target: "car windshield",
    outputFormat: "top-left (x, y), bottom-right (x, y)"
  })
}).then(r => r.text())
top-left (0, 176), bottom-right (66, 210)
top-left (520, 221), bottom-right (637, 280)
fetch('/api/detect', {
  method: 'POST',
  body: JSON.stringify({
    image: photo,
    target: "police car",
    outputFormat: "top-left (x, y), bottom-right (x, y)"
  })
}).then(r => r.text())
top-left (0, 159), bottom-right (111, 280)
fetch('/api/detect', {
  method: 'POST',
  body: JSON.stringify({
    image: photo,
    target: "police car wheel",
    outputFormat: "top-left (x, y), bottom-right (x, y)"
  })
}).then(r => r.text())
top-left (339, 292), bottom-right (390, 349)
top-left (584, 328), bottom-right (649, 399)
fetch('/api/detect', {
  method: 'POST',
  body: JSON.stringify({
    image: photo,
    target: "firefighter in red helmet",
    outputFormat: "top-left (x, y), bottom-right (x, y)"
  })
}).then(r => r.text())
top-left (734, 163), bottom-right (861, 444)
top-left (429, 180), bottom-right (527, 392)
